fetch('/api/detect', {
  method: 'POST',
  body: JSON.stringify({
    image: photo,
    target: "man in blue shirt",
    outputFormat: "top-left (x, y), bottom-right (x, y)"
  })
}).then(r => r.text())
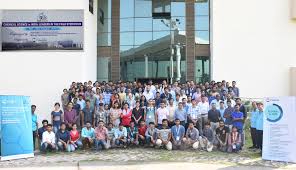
top-left (81, 121), bottom-right (95, 149)
top-left (174, 103), bottom-right (187, 126)
top-left (31, 105), bottom-right (38, 150)
top-left (56, 122), bottom-right (70, 151)
top-left (256, 102), bottom-right (264, 151)
top-left (171, 119), bottom-right (185, 150)
top-left (231, 104), bottom-right (244, 133)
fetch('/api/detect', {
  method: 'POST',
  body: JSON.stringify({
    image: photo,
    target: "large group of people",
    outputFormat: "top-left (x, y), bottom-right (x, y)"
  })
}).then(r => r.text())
top-left (31, 80), bottom-right (264, 154)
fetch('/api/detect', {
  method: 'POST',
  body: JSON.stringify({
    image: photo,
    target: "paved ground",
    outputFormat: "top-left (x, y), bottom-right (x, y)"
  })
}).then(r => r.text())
top-left (0, 148), bottom-right (295, 169)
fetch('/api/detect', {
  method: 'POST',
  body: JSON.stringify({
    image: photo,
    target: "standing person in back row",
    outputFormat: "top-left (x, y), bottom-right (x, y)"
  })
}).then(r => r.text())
top-left (198, 95), bottom-right (209, 133)
top-left (51, 103), bottom-right (64, 133)
top-left (232, 81), bottom-right (239, 97)
top-left (81, 100), bottom-right (95, 127)
top-left (31, 105), bottom-right (38, 150)
top-left (208, 103), bottom-right (221, 136)
top-left (64, 102), bottom-right (78, 130)
top-left (249, 101), bottom-right (258, 149)
top-left (156, 101), bottom-right (169, 128)
top-left (255, 102), bottom-right (264, 153)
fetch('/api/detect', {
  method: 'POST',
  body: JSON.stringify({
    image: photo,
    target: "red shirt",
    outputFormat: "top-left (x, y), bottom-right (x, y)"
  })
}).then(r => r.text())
top-left (121, 109), bottom-right (132, 126)
top-left (70, 130), bottom-right (80, 142)
top-left (138, 125), bottom-right (147, 136)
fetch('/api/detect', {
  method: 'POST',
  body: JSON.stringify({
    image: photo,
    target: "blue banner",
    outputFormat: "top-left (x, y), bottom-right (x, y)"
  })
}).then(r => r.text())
top-left (0, 95), bottom-right (34, 160)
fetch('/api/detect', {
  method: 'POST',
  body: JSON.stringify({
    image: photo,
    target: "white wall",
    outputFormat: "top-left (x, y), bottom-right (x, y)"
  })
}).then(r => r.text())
top-left (0, 0), bottom-right (97, 123)
top-left (212, 0), bottom-right (296, 98)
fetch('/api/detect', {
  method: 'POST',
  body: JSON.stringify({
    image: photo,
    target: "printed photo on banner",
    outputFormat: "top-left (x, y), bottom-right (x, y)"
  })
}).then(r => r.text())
top-left (1, 10), bottom-right (84, 51)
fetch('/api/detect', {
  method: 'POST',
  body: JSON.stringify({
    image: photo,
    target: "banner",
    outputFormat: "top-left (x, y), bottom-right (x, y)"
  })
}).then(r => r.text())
top-left (1, 10), bottom-right (84, 51)
top-left (263, 96), bottom-right (296, 163)
top-left (0, 95), bottom-right (34, 161)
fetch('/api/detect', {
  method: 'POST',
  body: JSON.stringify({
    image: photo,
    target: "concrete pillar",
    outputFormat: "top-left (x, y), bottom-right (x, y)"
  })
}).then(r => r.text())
top-left (176, 44), bottom-right (181, 81)
top-left (186, 0), bottom-right (196, 81)
top-left (111, 0), bottom-right (120, 81)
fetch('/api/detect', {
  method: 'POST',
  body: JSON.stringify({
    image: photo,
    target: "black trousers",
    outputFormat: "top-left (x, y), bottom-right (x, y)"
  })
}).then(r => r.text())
top-left (250, 127), bottom-right (257, 147)
top-left (256, 130), bottom-right (263, 150)
top-left (32, 131), bottom-right (37, 150)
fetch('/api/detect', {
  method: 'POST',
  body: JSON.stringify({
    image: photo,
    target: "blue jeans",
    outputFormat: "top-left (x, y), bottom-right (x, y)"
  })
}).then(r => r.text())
top-left (41, 143), bottom-right (56, 152)
top-left (67, 140), bottom-right (83, 152)
top-left (53, 121), bottom-right (61, 133)
top-left (95, 139), bottom-right (107, 150)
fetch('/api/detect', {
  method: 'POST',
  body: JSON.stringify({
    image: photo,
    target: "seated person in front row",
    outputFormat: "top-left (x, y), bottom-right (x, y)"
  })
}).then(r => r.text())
top-left (171, 119), bottom-right (185, 150)
top-left (56, 122), bottom-right (70, 151)
top-left (127, 121), bottom-right (139, 146)
top-left (38, 120), bottom-right (48, 144)
top-left (138, 120), bottom-right (147, 146)
top-left (68, 123), bottom-right (83, 152)
top-left (94, 120), bottom-right (109, 151)
top-left (81, 121), bottom-right (95, 149)
top-left (213, 120), bottom-right (229, 152)
top-left (41, 124), bottom-right (56, 152)
top-left (107, 122), bottom-right (116, 148)
top-left (183, 121), bottom-right (200, 150)
top-left (200, 122), bottom-right (214, 152)
top-left (227, 126), bottom-right (242, 153)
top-left (156, 119), bottom-right (172, 150)
top-left (145, 122), bottom-right (158, 147)
top-left (115, 123), bottom-right (128, 148)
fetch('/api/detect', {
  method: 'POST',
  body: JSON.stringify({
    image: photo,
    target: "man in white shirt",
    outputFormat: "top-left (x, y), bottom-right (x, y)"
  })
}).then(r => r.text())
top-left (41, 124), bottom-right (56, 152)
top-left (187, 100), bottom-right (202, 132)
top-left (156, 101), bottom-right (169, 128)
top-left (143, 85), bottom-right (154, 101)
top-left (197, 95), bottom-right (210, 134)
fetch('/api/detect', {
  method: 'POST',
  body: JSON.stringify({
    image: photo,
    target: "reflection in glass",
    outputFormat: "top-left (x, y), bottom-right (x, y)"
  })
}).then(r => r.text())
top-left (120, 0), bottom-right (134, 18)
top-left (195, 16), bottom-right (209, 31)
top-left (153, 19), bottom-right (171, 31)
top-left (171, 1), bottom-right (185, 16)
top-left (195, 56), bottom-right (210, 83)
top-left (195, 31), bottom-right (209, 44)
top-left (195, 0), bottom-right (209, 16)
top-left (135, 32), bottom-right (153, 45)
top-left (135, 0), bottom-right (152, 17)
top-left (120, 18), bottom-right (134, 32)
top-left (98, 32), bottom-right (111, 46)
top-left (153, 31), bottom-right (170, 40)
top-left (135, 18), bottom-right (152, 32)
top-left (120, 32), bottom-right (134, 45)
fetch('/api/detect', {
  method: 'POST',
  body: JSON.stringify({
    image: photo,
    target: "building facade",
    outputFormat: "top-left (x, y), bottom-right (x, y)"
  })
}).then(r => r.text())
top-left (97, 0), bottom-right (211, 83)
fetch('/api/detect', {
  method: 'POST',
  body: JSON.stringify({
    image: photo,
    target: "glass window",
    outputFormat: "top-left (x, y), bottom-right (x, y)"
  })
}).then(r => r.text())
top-left (195, 56), bottom-right (210, 83)
top-left (152, 0), bottom-right (171, 14)
top-left (98, 0), bottom-right (112, 19)
top-left (120, 0), bottom-right (134, 18)
top-left (120, 32), bottom-right (134, 45)
top-left (135, 0), bottom-right (152, 17)
top-left (120, 45), bottom-right (134, 53)
top-left (135, 32), bottom-right (153, 45)
top-left (195, 16), bottom-right (209, 31)
top-left (195, 0), bottom-right (209, 16)
top-left (153, 31), bottom-right (170, 40)
top-left (135, 18), bottom-right (152, 32)
top-left (195, 31), bottom-right (209, 44)
top-left (171, 1), bottom-right (185, 17)
top-left (120, 18), bottom-right (134, 32)
top-left (171, 17), bottom-right (185, 31)
top-left (153, 19), bottom-right (171, 31)
top-left (98, 32), bottom-right (111, 46)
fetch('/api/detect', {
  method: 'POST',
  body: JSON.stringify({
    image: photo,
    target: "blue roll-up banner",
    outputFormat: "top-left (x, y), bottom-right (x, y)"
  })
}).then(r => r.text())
top-left (0, 95), bottom-right (34, 160)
